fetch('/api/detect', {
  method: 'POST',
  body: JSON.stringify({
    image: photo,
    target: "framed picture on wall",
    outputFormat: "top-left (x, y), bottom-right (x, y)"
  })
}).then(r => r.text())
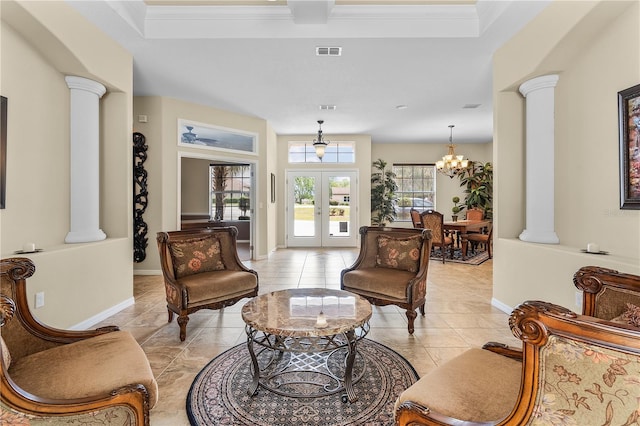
top-left (178, 119), bottom-right (258, 156)
top-left (618, 83), bottom-right (640, 209)
top-left (1, 96), bottom-right (7, 209)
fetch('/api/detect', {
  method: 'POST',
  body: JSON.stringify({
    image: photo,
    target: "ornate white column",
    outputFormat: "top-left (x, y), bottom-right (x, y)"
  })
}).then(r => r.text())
top-left (518, 74), bottom-right (560, 244)
top-left (65, 76), bottom-right (107, 243)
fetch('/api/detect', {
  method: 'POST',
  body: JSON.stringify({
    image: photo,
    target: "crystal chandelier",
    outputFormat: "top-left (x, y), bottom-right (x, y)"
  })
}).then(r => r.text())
top-left (436, 125), bottom-right (470, 178)
top-left (312, 120), bottom-right (330, 160)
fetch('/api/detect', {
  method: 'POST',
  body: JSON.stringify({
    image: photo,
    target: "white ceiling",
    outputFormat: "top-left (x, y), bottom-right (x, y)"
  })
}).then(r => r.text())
top-left (67, 0), bottom-right (550, 144)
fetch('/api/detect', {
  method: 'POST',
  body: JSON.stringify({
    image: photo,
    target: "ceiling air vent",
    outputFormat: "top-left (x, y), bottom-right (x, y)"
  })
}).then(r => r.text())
top-left (319, 105), bottom-right (337, 110)
top-left (316, 47), bottom-right (342, 57)
top-left (462, 104), bottom-right (481, 109)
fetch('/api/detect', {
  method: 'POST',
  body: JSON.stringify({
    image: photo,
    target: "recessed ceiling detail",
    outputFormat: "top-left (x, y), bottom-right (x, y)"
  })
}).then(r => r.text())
top-left (462, 104), bottom-right (481, 109)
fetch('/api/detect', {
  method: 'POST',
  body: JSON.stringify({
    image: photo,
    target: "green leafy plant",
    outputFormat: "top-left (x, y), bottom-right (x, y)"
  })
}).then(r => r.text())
top-left (459, 161), bottom-right (493, 219)
top-left (370, 158), bottom-right (398, 226)
top-left (451, 196), bottom-right (465, 216)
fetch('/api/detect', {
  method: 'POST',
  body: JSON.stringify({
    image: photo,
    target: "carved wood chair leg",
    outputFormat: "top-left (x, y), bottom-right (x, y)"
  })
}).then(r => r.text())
top-left (419, 303), bottom-right (425, 316)
top-left (167, 309), bottom-right (174, 323)
top-left (177, 315), bottom-right (189, 342)
top-left (406, 310), bottom-right (417, 334)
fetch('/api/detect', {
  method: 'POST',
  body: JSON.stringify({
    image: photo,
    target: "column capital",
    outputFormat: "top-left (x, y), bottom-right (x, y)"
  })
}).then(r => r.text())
top-left (65, 76), bottom-right (106, 98)
top-left (519, 74), bottom-right (559, 97)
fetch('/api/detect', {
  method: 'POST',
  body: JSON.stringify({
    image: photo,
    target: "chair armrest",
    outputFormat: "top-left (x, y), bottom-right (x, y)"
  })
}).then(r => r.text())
top-left (1, 374), bottom-right (151, 426)
top-left (482, 342), bottom-right (523, 361)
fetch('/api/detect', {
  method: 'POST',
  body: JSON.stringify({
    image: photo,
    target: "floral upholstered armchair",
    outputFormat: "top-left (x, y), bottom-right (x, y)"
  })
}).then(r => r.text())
top-left (341, 226), bottom-right (432, 334)
top-left (1, 257), bottom-right (157, 425)
top-left (394, 299), bottom-right (640, 425)
top-left (157, 226), bottom-right (258, 341)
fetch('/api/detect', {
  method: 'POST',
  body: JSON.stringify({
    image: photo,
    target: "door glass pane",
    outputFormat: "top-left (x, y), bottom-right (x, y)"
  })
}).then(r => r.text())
top-left (328, 176), bottom-right (351, 237)
top-left (293, 176), bottom-right (316, 237)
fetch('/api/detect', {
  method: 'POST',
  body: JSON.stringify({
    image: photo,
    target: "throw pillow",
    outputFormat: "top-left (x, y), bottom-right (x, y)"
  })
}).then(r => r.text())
top-left (376, 234), bottom-right (422, 273)
top-left (169, 236), bottom-right (225, 278)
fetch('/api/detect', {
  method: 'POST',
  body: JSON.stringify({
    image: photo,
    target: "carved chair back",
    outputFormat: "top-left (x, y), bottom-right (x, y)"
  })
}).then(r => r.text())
top-left (419, 210), bottom-right (445, 245)
top-left (409, 208), bottom-right (423, 228)
top-left (466, 207), bottom-right (484, 221)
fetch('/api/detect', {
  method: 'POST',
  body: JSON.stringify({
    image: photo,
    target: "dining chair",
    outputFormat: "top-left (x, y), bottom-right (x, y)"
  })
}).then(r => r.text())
top-left (466, 223), bottom-right (493, 258)
top-left (420, 210), bottom-right (454, 263)
top-left (465, 207), bottom-right (484, 221)
top-left (409, 208), bottom-right (423, 228)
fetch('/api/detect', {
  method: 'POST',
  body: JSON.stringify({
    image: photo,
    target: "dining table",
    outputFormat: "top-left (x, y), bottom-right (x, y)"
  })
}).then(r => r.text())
top-left (442, 219), bottom-right (490, 260)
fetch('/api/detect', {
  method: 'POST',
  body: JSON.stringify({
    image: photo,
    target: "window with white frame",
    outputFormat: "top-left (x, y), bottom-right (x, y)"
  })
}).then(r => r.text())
top-left (209, 163), bottom-right (251, 221)
top-left (288, 141), bottom-right (355, 163)
top-left (393, 164), bottom-right (437, 222)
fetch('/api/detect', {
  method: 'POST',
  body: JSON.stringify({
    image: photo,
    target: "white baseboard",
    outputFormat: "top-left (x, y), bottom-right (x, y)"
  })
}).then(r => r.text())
top-left (491, 297), bottom-right (513, 314)
top-left (134, 269), bottom-right (162, 275)
top-left (70, 297), bottom-right (135, 330)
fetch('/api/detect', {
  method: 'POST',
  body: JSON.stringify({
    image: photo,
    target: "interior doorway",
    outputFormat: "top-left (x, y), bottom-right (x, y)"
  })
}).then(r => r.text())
top-left (286, 170), bottom-right (358, 247)
top-left (179, 155), bottom-right (255, 260)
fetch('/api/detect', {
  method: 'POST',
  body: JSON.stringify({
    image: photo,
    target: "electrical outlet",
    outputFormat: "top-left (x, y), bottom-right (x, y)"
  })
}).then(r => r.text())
top-left (575, 291), bottom-right (582, 311)
top-left (35, 292), bottom-right (45, 308)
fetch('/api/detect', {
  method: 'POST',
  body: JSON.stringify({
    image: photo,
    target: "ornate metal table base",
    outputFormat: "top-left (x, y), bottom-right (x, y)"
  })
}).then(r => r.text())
top-left (246, 323), bottom-right (370, 403)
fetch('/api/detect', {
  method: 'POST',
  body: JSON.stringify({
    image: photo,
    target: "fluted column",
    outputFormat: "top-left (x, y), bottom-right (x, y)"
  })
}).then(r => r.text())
top-left (518, 74), bottom-right (560, 244)
top-left (65, 76), bottom-right (107, 243)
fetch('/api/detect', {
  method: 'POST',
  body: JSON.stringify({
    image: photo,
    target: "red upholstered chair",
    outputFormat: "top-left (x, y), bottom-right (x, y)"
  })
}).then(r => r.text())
top-left (465, 207), bottom-right (484, 221)
top-left (466, 223), bottom-right (493, 258)
top-left (157, 227), bottom-right (259, 341)
top-left (409, 208), bottom-right (423, 228)
top-left (420, 210), bottom-right (454, 263)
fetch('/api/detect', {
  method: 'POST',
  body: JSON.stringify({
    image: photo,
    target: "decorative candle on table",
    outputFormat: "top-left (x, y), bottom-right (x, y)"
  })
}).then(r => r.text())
top-left (587, 242), bottom-right (600, 253)
top-left (23, 242), bottom-right (36, 253)
top-left (315, 311), bottom-right (328, 328)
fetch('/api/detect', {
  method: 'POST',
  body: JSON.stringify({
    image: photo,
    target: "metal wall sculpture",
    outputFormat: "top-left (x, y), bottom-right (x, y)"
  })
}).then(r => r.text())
top-left (133, 132), bottom-right (149, 262)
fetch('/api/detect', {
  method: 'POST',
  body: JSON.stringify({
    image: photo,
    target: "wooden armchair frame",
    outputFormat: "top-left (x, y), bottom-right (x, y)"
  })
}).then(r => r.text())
top-left (573, 265), bottom-right (640, 320)
top-left (395, 299), bottom-right (640, 425)
top-left (157, 226), bottom-right (259, 341)
top-left (1, 257), bottom-right (153, 425)
top-left (341, 226), bottom-right (432, 334)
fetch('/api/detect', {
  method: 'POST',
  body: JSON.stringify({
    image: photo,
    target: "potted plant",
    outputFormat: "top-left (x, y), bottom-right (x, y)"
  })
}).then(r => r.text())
top-left (370, 158), bottom-right (398, 226)
top-left (238, 197), bottom-right (250, 220)
top-left (459, 161), bottom-right (493, 219)
top-left (451, 196), bottom-right (465, 222)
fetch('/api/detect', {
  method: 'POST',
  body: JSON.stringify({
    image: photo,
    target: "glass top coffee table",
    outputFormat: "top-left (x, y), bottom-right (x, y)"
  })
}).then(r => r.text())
top-left (241, 288), bottom-right (372, 403)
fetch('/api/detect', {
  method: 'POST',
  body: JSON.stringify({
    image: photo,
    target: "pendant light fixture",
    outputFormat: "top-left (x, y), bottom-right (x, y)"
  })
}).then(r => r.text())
top-left (312, 120), bottom-right (330, 160)
top-left (436, 124), bottom-right (470, 178)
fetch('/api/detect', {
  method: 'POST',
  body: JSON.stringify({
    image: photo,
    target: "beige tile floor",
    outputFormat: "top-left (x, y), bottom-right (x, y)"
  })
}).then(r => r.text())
top-left (100, 248), bottom-right (520, 426)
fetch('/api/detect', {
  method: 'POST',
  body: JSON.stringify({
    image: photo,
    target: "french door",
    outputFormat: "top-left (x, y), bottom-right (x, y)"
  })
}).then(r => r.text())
top-left (286, 170), bottom-right (358, 247)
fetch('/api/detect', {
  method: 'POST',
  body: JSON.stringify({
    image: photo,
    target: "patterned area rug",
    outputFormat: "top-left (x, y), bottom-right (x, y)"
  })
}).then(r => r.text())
top-left (186, 339), bottom-right (418, 426)
top-left (430, 247), bottom-right (490, 265)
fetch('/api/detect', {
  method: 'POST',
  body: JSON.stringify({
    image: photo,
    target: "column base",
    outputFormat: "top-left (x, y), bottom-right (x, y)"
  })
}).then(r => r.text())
top-left (519, 229), bottom-right (559, 244)
top-left (65, 229), bottom-right (107, 244)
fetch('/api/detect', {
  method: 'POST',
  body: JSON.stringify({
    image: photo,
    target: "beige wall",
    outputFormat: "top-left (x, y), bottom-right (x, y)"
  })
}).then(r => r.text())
top-left (181, 157), bottom-right (210, 215)
top-left (133, 96), bottom-right (275, 272)
top-left (373, 142), bottom-right (492, 227)
top-left (0, 0), bottom-right (134, 328)
top-left (493, 0), bottom-right (640, 314)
